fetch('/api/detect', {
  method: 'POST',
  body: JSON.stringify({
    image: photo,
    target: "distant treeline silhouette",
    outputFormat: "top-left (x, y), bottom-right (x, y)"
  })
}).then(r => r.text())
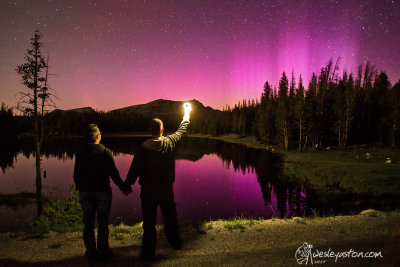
top-left (202, 60), bottom-right (400, 150)
top-left (0, 103), bottom-right (17, 138)
top-left (2, 60), bottom-right (399, 150)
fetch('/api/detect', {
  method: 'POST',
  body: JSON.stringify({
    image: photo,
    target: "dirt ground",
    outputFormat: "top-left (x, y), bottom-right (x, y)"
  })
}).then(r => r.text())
top-left (1, 210), bottom-right (399, 267)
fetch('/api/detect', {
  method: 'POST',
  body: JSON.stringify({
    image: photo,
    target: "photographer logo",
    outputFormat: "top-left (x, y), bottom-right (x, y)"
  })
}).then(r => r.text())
top-left (294, 242), bottom-right (383, 265)
top-left (295, 242), bottom-right (313, 265)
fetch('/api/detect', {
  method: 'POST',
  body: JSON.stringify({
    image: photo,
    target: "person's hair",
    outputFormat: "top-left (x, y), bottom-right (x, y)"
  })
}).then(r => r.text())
top-left (84, 124), bottom-right (101, 143)
top-left (149, 118), bottom-right (163, 136)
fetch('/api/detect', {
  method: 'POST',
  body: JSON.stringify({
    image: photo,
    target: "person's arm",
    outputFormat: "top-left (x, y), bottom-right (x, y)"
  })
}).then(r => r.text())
top-left (164, 119), bottom-right (190, 147)
top-left (124, 152), bottom-right (142, 187)
top-left (105, 148), bottom-right (129, 191)
top-left (73, 152), bottom-right (81, 191)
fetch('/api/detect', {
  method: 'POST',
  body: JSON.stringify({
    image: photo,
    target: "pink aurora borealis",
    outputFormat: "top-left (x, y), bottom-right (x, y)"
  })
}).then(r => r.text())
top-left (0, 0), bottom-right (399, 110)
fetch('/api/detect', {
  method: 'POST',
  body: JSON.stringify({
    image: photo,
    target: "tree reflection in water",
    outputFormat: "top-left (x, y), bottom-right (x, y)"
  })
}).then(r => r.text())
top-left (0, 137), bottom-right (394, 222)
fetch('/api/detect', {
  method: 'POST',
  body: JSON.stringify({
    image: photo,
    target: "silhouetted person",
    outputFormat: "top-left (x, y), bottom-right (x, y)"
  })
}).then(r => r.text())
top-left (73, 124), bottom-right (130, 263)
top-left (124, 116), bottom-right (190, 260)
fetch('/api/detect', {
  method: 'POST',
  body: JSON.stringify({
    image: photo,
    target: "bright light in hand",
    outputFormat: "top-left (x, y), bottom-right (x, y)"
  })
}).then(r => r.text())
top-left (183, 102), bottom-right (191, 120)
top-left (183, 102), bottom-right (191, 111)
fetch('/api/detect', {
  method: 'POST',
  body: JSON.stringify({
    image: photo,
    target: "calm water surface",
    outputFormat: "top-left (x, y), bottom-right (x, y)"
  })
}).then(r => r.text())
top-left (0, 137), bottom-right (387, 231)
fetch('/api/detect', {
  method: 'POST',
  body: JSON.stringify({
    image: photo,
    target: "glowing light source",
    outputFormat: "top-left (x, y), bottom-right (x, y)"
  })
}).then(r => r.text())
top-left (183, 102), bottom-right (191, 121)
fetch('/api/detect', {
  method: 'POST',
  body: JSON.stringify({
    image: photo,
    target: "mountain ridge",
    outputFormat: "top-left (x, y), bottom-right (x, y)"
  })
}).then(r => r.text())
top-left (49, 99), bottom-right (217, 114)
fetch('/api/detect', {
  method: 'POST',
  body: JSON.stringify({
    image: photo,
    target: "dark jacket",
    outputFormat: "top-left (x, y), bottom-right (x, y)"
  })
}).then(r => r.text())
top-left (73, 143), bottom-right (126, 192)
top-left (124, 120), bottom-right (189, 190)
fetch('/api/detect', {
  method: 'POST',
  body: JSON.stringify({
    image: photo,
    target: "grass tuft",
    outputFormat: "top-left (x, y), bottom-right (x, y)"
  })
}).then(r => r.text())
top-left (223, 221), bottom-right (246, 231)
top-left (48, 243), bottom-right (63, 249)
top-left (192, 222), bottom-right (207, 235)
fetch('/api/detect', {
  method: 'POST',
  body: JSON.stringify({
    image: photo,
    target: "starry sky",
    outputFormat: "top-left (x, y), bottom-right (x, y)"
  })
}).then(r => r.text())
top-left (0, 0), bottom-right (399, 111)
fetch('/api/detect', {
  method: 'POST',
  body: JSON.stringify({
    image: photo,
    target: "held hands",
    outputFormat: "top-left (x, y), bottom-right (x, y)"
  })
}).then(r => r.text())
top-left (121, 183), bottom-right (133, 196)
top-left (123, 188), bottom-right (132, 196)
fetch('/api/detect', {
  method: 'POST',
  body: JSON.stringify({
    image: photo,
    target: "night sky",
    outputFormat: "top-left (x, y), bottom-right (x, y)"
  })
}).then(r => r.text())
top-left (1, 0), bottom-right (399, 111)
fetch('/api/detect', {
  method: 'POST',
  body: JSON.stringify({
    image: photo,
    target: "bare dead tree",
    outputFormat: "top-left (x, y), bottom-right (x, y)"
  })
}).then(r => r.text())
top-left (15, 29), bottom-right (57, 215)
top-left (39, 54), bottom-right (57, 143)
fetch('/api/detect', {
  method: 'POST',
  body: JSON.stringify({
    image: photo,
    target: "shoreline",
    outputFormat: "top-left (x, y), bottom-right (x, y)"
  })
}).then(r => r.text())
top-left (187, 133), bottom-right (400, 197)
top-left (1, 210), bottom-right (399, 266)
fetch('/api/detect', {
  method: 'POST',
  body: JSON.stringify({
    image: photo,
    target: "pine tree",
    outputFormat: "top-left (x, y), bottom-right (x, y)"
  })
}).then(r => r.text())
top-left (372, 72), bottom-right (391, 145)
top-left (288, 71), bottom-right (296, 148)
top-left (304, 73), bottom-right (318, 150)
top-left (0, 103), bottom-right (16, 138)
top-left (238, 100), bottom-right (247, 137)
top-left (316, 60), bottom-right (333, 148)
top-left (343, 73), bottom-right (355, 147)
top-left (334, 72), bottom-right (348, 148)
top-left (294, 76), bottom-right (305, 151)
top-left (231, 104), bottom-right (240, 134)
top-left (362, 62), bottom-right (376, 143)
top-left (390, 80), bottom-right (400, 147)
top-left (352, 65), bottom-right (366, 144)
top-left (256, 82), bottom-right (273, 142)
top-left (276, 72), bottom-right (289, 150)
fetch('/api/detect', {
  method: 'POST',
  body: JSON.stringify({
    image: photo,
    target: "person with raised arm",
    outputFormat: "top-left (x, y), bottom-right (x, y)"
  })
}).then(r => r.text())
top-left (124, 103), bottom-right (191, 260)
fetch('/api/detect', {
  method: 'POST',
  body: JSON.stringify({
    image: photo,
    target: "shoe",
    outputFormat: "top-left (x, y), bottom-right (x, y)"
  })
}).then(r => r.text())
top-left (141, 252), bottom-right (155, 261)
top-left (171, 238), bottom-right (182, 250)
top-left (85, 250), bottom-right (96, 263)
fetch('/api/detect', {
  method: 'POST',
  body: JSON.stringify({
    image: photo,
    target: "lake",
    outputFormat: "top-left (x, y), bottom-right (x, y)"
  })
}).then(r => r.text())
top-left (0, 137), bottom-right (388, 231)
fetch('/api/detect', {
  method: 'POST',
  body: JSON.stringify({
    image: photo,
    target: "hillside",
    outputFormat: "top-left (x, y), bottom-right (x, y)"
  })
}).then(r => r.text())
top-left (110, 99), bottom-right (215, 118)
top-left (48, 99), bottom-right (216, 118)
top-left (48, 107), bottom-right (96, 115)
top-left (43, 99), bottom-right (221, 134)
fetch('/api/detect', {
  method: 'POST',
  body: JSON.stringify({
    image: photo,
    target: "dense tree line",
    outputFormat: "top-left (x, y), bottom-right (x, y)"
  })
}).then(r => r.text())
top-left (0, 103), bottom-right (16, 138)
top-left (201, 60), bottom-right (400, 150)
top-left (43, 108), bottom-right (184, 135)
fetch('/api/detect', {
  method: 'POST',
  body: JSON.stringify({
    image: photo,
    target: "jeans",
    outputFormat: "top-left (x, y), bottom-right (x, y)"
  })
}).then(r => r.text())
top-left (141, 185), bottom-right (181, 258)
top-left (79, 191), bottom-right (112, 256)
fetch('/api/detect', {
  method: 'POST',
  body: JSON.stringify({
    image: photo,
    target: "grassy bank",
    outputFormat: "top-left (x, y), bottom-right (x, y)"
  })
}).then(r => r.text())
top-left (188, 134), bottom-right (400, 197)
top-left (282, 148), bottom-right (400, 196)
top-left (1, 211), bottom-right (399, 266)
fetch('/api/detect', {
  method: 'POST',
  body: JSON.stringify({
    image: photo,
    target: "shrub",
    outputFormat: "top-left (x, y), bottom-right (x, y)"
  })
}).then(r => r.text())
top-left (44, 184), bottom-right (83, 232)
top-left (23, 185), bottom-right (83, 234)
